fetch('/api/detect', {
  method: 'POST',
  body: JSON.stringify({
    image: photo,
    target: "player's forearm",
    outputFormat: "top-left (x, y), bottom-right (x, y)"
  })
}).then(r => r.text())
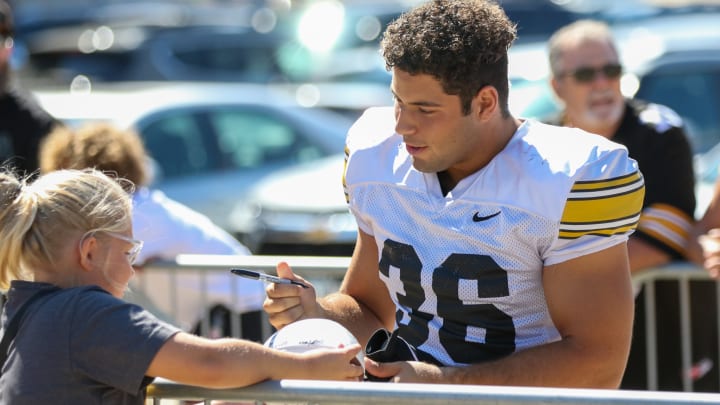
top-left (445, 337), bottom-right (628, 388)
top-left (318, 292), bottom-right (386, 346)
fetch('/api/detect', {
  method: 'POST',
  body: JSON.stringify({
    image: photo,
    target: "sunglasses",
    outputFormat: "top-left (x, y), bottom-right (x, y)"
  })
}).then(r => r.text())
top-left (80, 230), bottom-right (144, 265)
top-left (560, 63), bottom-right (622, 83)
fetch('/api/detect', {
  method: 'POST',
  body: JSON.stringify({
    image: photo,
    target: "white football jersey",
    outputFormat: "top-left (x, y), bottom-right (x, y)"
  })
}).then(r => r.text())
top-left (343, 107), bottom-right (644, 366)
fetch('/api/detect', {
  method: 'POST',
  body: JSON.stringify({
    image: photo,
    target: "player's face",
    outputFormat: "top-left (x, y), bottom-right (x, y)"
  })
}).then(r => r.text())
top-left (552, 40), bottom-right (624, 137)
top-left (391, 68), bottom-right (482, 178)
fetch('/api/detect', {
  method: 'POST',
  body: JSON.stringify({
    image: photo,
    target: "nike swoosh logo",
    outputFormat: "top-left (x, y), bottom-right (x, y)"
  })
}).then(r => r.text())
top-left (472, 211), bottom-right (501, 222)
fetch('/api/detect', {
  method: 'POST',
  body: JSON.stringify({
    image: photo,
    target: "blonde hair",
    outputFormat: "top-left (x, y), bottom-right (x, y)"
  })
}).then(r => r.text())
top-left (39, 123), bottom-right (149, 186)
top-left (547, 19), bottom-right (618, 77)
top-left (0, 168), bottom-right (133, 290)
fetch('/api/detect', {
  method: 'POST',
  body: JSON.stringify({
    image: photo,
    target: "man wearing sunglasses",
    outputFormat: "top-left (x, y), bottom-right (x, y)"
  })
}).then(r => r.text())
top-left (0, 0), bottom-right (58, 177)
top-left (547, 20), bottom-right (698, 391)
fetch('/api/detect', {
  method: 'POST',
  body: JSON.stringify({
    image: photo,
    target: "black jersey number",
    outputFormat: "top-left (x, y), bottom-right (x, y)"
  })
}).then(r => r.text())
top-left (379, 239), bottom-right (516, 364)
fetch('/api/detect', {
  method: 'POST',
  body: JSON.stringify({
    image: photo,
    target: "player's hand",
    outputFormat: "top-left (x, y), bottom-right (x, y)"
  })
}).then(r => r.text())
top-left (363, 358), bottom-right (445, 383)
top-left (700, 229), bottom-right (720, 278)
top-left (263, 261), bottom-right (322, 329)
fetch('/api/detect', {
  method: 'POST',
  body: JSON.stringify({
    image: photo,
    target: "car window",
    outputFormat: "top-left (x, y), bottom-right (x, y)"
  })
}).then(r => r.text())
top-left (636, 68), bottom-right (720, 155)
top-left (141, 114), bottom-right (211, 179)
top-left (211, 109), bottom-right (324, 169)
top-left (169, 45), bottom-right (283, 82)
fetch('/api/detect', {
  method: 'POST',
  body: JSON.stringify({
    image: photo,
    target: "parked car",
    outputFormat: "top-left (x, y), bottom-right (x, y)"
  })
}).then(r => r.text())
top-left (14, 0), bottom-right (607, 89)
top-left (230, 153), bottom-right (355, 256)
top-left (34, 81), bottom-right (355, 232)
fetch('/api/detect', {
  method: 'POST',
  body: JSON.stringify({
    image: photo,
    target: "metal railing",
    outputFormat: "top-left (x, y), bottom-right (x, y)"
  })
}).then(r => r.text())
top-left (130, 256), bottom-right (720, 403)
top-left (147, 378), bottom-right (720, 405)
top-left (631, 263), bottom-right (720, 392)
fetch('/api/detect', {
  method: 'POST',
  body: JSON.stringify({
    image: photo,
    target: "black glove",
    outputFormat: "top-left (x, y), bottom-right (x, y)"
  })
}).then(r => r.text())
top-left (364, 328), bottom-right (418, 381)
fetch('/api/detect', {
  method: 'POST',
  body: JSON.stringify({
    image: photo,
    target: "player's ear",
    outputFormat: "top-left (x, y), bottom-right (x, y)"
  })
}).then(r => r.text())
top-left (472, 85), bottom-right (498, 121)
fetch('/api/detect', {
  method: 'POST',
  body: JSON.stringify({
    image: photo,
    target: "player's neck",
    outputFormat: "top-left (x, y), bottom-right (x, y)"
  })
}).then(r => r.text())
top-left (437, 117), bottom-right (520, 196)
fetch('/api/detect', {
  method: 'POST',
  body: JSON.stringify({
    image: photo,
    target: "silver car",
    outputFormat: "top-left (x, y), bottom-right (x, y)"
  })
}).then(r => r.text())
top-left (230, 153), bottom-right (356, 256)
top-left (35, 81), bottom-right (356, 231)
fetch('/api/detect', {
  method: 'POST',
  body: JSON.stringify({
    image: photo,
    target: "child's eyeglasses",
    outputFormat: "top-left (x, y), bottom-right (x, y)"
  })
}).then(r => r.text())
top-left (81, 230), bottom-right (144, 265)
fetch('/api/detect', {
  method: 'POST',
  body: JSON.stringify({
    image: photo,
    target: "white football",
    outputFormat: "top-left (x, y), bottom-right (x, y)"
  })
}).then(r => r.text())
top-left (264, 318), bottom-right (363, 365)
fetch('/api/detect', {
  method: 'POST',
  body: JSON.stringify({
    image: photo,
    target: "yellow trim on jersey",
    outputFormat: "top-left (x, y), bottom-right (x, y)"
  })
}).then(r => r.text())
top-left (559, 171), bottom-right (645, 239)
top-left (570, 171), bottom-right (641, 192)
top-left (637, 203), bottom-right (694, 254)
top-left (343, 146), bottom-right (350, 204)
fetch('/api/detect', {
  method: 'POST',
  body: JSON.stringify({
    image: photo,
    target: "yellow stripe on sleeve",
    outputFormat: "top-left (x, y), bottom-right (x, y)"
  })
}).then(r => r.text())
top-left (637, 203), bottom-right (694, 255)
top-left (343, 145), bottom-right (350, 204)
top-left (559, 171), bottom-right (645, 240)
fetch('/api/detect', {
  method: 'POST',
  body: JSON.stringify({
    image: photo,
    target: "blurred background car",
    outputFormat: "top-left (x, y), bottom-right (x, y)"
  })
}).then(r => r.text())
top-left (34, 82), bottom-right (355, 232)
top-left (10, 1), bottom-right (256, 85)
top-left (11, 0), bottom-right (387, 87)
top-left (10, 0), bottom-right (607, 89)
top-left (230, 153), bottom-right (355, 256)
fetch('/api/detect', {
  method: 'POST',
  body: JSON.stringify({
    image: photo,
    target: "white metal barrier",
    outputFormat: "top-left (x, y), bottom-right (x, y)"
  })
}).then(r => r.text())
top-left (630, 263), bottom-right (720, 392)
top-left (147, 379), bottom-right (720, 405)
top-left (129, 256), bottom-right (720, 403)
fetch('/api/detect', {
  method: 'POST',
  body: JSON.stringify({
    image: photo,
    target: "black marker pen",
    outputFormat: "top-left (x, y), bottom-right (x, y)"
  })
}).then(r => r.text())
top-left (230, 268), bottom-right (308, 288)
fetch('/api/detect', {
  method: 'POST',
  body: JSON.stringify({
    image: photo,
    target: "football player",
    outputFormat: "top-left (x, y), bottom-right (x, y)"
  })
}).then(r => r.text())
top-left (264, 0), bottom-right (644, 388)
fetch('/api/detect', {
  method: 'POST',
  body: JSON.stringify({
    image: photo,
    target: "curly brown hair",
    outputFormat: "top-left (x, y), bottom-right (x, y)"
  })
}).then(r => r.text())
top-left (39, 123), bottom-right (148, 187)
top-left (381, 0), bottom-right (516, 116)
